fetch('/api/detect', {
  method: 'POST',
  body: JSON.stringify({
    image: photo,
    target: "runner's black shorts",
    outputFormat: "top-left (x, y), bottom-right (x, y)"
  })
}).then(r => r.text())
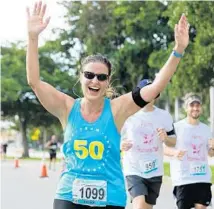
top-left (2, 144), bottom-right (8, 153)
top-left (173, 182), bottom-right (212, 209)
top-left (50, 153), bottom-right (57, 160)
top-left (53, 199), bottom-right (125, 209)
top-left (126, 175), bottom-right (162, 205)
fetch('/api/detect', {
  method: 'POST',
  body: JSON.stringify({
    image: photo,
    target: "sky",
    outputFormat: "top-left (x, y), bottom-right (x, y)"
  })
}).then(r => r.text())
top-left (0, 0), bottom-right (66, 44)
top-left (0, 0), bottom-right (67, 128)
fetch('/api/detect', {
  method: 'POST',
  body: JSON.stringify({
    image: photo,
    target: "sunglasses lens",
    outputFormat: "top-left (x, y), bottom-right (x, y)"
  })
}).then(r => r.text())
top-left (83, 71), bottom-right (108, 81)
top-left (84, 72), bottom-right (95, 79)
top-left (97, 74), bottom-right (108, 81)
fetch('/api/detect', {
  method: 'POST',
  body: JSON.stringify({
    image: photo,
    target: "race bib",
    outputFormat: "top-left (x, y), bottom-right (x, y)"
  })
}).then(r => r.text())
top-left (190, 163), bottom-right (206, 176)
top-left (72, 179), bottom-right (107, 206)
top-left (50, 145), bottom-right (57, 150)
top-left (141, 159), bottom-right (158, 174)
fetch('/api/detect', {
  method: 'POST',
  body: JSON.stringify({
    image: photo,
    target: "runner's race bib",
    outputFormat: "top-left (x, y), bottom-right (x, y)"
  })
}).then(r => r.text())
top-left (190, 163), bottom-right (206, 176)
top-left (50, 145), bottom-right (57, 150)
top-left (141, 159), bottom-right (158, 174)
top-left (72, 179), bottom-right (107, 206)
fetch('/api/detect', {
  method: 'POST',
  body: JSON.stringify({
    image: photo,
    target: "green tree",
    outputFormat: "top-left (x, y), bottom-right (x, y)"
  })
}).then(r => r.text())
top-left (1, 43), bottom-right (75, 157)
top-left (148, 1), bottom-right (214, 121)
top-left (56, 1), bottom-right (170, 92)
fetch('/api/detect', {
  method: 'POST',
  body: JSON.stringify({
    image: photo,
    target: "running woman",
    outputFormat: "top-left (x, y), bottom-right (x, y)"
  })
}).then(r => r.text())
top-left (26, 2), bottom-right (189, 208)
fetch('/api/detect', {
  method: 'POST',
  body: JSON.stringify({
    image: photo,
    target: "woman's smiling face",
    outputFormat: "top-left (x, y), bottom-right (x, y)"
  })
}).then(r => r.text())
top-left (80, 62), bottom-right (110, 101)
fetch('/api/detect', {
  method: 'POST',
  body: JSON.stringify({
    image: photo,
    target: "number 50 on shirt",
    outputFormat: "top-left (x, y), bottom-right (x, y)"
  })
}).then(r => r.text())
top-left (74, 140), bottom-right (104, 160)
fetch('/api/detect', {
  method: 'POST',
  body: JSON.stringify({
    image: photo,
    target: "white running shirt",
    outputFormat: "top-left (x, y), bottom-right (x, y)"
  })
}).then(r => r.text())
top-left (121, 106), bottom-right (174, 178)
top-left (170, 119), bottom-right (212, 186)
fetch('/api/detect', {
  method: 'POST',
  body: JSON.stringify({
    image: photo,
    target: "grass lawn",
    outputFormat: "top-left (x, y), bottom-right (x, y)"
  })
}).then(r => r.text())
top-left (164, 162), bottom-right (214, 184)
top-left (5, 157), bottom-right (214, 183)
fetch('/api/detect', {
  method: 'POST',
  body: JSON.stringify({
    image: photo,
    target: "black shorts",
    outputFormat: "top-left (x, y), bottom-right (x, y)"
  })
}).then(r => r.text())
top-left (126, 175), bottom-right (162, 205)
top-left (2, 145), bottom-right (8, 153)
top-left (50, 153), bottom-right (57, 160)
top-left (173, 183), bottom-right (212, 209)
top-left (53, 199), bottom-right (125, 209)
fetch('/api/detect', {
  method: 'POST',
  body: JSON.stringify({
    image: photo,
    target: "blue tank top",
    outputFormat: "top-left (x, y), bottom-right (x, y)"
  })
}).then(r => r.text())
top-left (55, 98), bottom-right (127, 207)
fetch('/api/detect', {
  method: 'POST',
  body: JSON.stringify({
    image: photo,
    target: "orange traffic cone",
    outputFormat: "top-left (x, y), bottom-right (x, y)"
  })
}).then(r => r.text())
top-left (40, 159), bottom-right (48, 178)
top-left (14, 157), bottom-right (19, 168)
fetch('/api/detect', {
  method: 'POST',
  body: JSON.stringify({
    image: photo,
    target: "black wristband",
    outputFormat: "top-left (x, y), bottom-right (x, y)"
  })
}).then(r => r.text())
top-left (166, 129), bottom-right (176, 136)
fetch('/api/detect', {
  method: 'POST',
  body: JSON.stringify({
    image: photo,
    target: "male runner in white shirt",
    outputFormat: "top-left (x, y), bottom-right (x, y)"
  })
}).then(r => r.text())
top-left (121, 80), bottom-right (176, 209)
top-left (164, 93), bottom-right (214, 209)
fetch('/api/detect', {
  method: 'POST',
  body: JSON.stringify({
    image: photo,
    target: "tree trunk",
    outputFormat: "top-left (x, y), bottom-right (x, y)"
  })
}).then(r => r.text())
top-left (165, 101), bottom-right (170, 113)
top-left (19, 117), bottom-right (29, 158)
top-left (210, 87), bottom-right (214, 137)
top-left (164, 87), bottom-right (170, 113)
top-left (174, 97), bottom-right (180, 122)
top-left (41, 128), bottom-right (47, 151)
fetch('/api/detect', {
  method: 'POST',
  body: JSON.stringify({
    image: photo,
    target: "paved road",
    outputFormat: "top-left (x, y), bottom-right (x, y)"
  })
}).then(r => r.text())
top-left (1, 160), bottom-right (213, 209)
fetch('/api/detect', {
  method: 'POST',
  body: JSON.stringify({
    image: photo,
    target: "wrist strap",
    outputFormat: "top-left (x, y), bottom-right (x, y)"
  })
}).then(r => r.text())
top-left (172, 50), bottom-right (184, 58)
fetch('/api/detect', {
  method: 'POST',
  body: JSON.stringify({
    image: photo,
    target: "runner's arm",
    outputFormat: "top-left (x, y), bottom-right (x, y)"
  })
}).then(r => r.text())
top-left (163, 136), bottom-right (176, 147)
top-left (112, 15), bottom-right (189, 130)
top-left (208, 138), bottom-right (214, 157)
top-left (45, 141), bottom-right (51, 148)
top-left (26, 2), bottom-right (74, 127)
top-left (208, 148), bottom-right (214, 157)
top-left (164, 146), bottom-right (177, 157)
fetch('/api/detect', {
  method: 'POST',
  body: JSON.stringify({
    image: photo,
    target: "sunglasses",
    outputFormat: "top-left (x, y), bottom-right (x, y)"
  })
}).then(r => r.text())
top-left (82, 71), bottom-right (109, 81)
